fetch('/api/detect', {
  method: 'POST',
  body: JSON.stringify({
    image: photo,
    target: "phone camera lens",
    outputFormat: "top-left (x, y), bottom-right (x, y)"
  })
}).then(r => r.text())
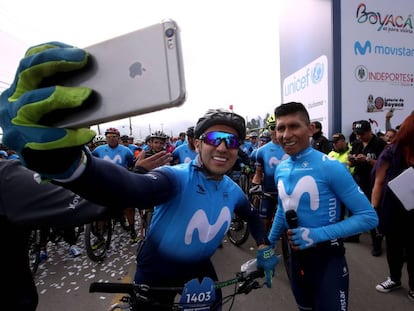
top-left (165, 28), bottom-right (175, 38)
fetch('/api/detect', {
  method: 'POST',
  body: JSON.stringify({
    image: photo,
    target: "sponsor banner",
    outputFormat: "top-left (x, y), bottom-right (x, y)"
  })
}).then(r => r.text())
top-left (341, 0), bottom-right (414, 135)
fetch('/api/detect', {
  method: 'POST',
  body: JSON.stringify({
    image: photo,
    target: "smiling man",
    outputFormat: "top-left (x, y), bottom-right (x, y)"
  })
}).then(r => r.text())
top-left (267, 102), bottom-right (378, 311)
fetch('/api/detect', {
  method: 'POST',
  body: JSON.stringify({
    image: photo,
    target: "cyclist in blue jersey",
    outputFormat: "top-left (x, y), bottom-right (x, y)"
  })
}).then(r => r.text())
top-left (171, 126), bottom-right (197, 165)
top-left (0, 43), bottom-right (279, 311)
top-left (268, 102), bottom-right (378, 311)
top-left (251, 114), bottom-right (289, 232)
top-left (93, 127), bottom-right (138, 243)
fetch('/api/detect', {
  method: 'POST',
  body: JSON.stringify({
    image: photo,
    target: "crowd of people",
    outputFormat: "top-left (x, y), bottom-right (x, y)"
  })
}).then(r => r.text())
top-left (0, 41), bottom-right (413, 311)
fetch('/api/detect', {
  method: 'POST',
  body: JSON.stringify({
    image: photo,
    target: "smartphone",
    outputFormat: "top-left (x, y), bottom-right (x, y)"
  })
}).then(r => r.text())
top-left (46, 19), bottom-right (186, 128)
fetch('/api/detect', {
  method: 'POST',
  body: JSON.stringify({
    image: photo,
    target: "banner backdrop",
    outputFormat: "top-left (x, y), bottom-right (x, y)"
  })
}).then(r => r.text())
top-left (341, 0), bottom-right (414, 136)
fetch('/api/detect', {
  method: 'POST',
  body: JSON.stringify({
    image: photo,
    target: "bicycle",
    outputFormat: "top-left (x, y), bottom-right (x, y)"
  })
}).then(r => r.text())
top-left (28, 225), bottom-right (83, 274)
top-left (84, 214), bottom-right (130, 262)
top-left (89, 258), bottom-right (265, 310)
top-left (226, 213), bottom-right (250, 246)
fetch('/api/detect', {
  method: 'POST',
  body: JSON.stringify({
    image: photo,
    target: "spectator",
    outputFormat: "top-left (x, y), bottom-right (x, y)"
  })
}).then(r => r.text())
top-left (371, 111), bottom-right (414, 301)
top-left (310, 121), bottom-right (331, 154)
top-left (348, 120), bottom-right (386, 254)
top-left (328, 133), bottom-right (354, 175)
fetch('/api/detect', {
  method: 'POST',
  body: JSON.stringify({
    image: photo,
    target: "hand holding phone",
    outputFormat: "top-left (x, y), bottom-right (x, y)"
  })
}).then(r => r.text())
top-left (43, 19), bottom-right (186, 128)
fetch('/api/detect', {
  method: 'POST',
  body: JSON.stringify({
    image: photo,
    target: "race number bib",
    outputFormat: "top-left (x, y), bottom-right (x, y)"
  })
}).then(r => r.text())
top-left (179, 277), bottom-right (216, 310)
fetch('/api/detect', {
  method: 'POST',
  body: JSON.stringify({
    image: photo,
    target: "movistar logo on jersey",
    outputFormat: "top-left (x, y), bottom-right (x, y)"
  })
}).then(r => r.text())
top-left (103, 154), bottom-right (123, 165)
top-left (278, 175), bottom-right (319, 211)
top-left (185, 207), bottom-right (231, 245)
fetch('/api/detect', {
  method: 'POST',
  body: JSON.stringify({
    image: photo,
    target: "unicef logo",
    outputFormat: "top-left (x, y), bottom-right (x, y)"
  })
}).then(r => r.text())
top-left (311, 62), bottom-right (324, 84)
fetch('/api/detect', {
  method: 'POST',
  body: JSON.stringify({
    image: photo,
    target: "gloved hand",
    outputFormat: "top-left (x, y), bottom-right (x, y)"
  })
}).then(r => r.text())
top-left (0, 42), bottom-right (96, 179)
top-left (290, 227), bottom-right (328, 250)
top-left (256, 246), bottom-right (278, 288)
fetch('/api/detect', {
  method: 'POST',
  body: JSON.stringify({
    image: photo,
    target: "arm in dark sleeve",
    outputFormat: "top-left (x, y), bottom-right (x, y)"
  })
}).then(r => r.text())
top-left (234, 196), bottom-right (270, 246)
top-left (0, 160), bottom-right (109, 228)
top-left (55, 152), bottom-right (178, 211)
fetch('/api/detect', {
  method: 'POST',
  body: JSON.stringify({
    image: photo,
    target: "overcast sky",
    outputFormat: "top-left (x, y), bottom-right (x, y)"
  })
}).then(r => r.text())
top-left (0, 0), bottom-right (282, 138)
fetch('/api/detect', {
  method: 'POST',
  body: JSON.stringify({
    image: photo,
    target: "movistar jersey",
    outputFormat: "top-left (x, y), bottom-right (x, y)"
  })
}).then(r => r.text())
top-left (268, 147), bottom-right (378, 245)
top-left (63, 155), bottom-right (268, 284)
top-left (92, 144), bottom-right (134, 169)
top-left (172, 143), bottom-right (197, 164)
top-left (255, 142), bottom-right (288, 192)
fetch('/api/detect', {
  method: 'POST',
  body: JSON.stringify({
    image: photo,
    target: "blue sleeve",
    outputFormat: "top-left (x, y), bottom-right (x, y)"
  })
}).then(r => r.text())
top-left (319, 159), bottom-right (378, 240)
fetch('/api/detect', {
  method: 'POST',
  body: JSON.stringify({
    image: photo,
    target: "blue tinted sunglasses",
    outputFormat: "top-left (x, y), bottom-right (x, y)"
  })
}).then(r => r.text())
top-left (200, 131), bottom-right (241, 149)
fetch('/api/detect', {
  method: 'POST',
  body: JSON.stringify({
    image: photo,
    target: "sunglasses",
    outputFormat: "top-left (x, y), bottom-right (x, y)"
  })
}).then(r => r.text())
top-left (269, 125), bottom-right (276, 131)
top-left (200, 131), bottom-right (241, 149)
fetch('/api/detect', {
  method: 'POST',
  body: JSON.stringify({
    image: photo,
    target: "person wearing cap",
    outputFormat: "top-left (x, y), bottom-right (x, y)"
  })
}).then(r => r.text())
top-left (348, 120), bottom-right (387, 255)
top-left (171, 126), bottom-right (197, 164)
top-left (310, 121), bottom-right (331, 154)
top-left (328, 133), bottom-right (354, 175)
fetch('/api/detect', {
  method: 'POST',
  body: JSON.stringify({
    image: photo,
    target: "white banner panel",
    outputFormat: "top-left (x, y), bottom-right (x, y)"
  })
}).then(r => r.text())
top-left (282, 55), bottom-right (329, 131)
top-left (341, 0), bottom-right (414, 136)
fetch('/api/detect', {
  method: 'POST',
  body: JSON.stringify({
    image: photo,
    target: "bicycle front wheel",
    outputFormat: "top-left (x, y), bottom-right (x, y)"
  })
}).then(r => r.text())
top-left (84, 220), bottom-right (112, 262)
top-left (226, 214), bottom-right (250, 246)
top-left (28, 229), bottom-right (41, 275)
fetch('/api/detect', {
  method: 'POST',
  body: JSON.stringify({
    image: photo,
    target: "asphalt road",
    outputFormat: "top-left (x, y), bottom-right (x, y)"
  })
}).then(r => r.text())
top-left (35, 228), bottom-right (413, 310)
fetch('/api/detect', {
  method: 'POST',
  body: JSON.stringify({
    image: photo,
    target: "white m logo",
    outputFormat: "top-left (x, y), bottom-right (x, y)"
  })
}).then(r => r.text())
top-left (185, 207), bottom-right (231, 245)
top-left (278, 175), bottom-right (319, 211)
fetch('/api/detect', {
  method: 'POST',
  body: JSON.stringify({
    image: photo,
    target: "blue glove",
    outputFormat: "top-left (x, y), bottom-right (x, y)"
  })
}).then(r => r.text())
top-left (0, 42), bottom-right (96, 179)
top-left (290, 227), bottom-right (329, 250)
top-left (256, 246), bottom-right (279, 288)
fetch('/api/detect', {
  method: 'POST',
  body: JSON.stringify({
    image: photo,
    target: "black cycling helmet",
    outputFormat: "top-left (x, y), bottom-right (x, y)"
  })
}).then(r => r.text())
top-left (194, 108), bottom-right (246, 139)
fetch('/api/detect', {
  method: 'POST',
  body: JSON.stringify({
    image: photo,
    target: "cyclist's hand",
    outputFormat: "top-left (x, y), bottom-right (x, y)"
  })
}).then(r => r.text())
top-left (256, 246), bottom-right (278, 288)
top-left (0, 42), bottom-right (95, 179)
top-left (249, 184), bottom-right (262, 195)
top-left (289, 227), bottom-right (327, 250)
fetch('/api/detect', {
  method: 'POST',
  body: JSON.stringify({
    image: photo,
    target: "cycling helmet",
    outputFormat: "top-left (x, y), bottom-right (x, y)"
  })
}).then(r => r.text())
top-left (186, 126), bottom-right (195, 138)
top-left (120, 135), bottom-right (129, 142)
top-left (260, 129), bottom-right (271, 139)
top-left (93, 134), bottom-right (107, 146)
top-left (249, 131), bottom-right (258, 138)
top-left (194, 108), bottom-right (246, 139)
top-left (105, 127), bottom-right (120, 136)
top-left (266, 115), bottom-right (276, 128)
top-left (150, 130), bottom-right (168, 140)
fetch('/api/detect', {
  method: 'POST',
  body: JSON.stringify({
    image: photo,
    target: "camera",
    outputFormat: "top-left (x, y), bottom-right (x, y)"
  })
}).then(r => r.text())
top-left (165, 28), bottom-right (175, 38)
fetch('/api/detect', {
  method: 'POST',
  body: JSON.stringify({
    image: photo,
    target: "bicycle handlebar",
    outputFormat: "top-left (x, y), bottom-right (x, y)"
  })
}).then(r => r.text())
top-left (89, 269), bottom-right (265, 294)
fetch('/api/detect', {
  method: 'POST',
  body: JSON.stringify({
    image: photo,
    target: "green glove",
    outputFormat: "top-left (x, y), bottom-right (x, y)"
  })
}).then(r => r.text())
top-left (0, 42), bottom-right (96, 179)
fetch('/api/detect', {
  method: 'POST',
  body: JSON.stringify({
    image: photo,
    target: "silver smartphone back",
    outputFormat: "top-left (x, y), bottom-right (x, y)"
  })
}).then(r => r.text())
top-left (49, 19), bottom-right (186, 128)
